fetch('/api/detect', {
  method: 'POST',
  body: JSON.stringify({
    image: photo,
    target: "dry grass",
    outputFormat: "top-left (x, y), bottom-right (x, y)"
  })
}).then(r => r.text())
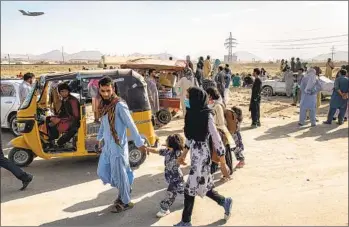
top-left (1, 61), bottom-right (347, 78)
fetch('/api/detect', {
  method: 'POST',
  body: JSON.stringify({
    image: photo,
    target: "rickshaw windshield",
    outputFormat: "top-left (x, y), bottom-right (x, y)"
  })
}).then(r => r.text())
top-left (19, 82), bottom-right (38, 110)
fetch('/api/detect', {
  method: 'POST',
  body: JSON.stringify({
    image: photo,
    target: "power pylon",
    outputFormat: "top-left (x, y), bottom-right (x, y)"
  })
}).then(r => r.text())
top-left (224, 32), bottom-right (238, 62)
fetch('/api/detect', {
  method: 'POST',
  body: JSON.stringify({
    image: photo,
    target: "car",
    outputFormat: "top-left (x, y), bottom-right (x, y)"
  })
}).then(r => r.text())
top-left (1, 79), bottom-right (81, 137)
top-left (1, 79), bottom-right (22, 136)
top-left (261, 73), bottom-right (334, 99)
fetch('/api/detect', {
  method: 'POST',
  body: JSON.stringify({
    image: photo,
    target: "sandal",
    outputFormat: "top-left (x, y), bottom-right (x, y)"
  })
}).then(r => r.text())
top-left (220, 176), bottom-right (232, 182)
top-left (111, 201), bottom-right (135, 213)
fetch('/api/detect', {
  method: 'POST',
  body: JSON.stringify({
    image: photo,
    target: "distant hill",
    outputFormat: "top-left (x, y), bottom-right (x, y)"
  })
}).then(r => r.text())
top-left (311, 51), bottom-right (348, 62)
top-left (233, 51), bottom-right (263, 62)
top-left (1, 50), bottom-right (103, 62)
top-left (2, 50), bottom-right (175, 62)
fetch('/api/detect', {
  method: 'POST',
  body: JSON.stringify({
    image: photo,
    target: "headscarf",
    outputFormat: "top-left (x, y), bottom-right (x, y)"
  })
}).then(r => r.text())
top-left (98, 93), bottom-right (121, 146)
top-left (184, 87), bottom-right (213, 141)
top-left (305, 68), bottom-right (317, 94)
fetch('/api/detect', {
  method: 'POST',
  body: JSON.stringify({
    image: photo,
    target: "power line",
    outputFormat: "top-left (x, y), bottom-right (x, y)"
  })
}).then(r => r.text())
top-left (258, 34), bottom-right (348, 43)
top-left (331, 46), bottom-right (335, 60)
top-left (268, 43), bottom-right (348, 50)
top-left (266, 39), bottom-right (348, 47)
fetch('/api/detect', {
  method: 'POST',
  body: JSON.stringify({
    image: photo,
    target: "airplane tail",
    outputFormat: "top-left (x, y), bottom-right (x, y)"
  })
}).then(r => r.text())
top-left (19, 10), bottom-right (27, 15)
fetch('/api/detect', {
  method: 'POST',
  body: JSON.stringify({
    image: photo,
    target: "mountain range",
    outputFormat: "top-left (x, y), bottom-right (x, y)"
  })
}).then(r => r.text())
top-left (311, 51), bottom-right (348, 62)
top-left (2, 50), bottom-right (348, 62)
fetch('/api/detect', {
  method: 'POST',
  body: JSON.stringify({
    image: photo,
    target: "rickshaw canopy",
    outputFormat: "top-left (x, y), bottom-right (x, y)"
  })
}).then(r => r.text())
top-left (120, 58), bottom-right (186, 71)
top-left (40, 69), bottom-right (151, 112)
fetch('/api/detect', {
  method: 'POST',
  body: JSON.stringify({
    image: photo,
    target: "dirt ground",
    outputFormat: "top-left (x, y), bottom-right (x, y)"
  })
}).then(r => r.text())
top-left (1, 89), bottom-right (348, 226)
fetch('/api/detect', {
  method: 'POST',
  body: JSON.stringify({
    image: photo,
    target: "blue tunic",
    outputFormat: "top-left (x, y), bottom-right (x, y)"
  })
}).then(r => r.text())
top-left (300, 76), bottom-right (322, 109)
top-left (97, 101), bottom-right (144, 204)
top-left (330, 76), bottom-right (349, 109)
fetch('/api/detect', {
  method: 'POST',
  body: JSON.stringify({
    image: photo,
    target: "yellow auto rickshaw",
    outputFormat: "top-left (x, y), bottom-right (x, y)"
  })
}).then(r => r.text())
top-left (8, 69), bottom-right (158, 167)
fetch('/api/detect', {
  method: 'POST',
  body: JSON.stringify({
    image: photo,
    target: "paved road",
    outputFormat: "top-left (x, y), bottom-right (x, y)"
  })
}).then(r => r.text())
top-left (1, 117), bottom-right (348, 226)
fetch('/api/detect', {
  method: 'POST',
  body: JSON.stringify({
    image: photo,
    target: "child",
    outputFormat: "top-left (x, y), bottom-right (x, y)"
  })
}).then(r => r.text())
top-left (146, 134), bottom-right (185, 218)
top-left (231, 106), bottom-right (245, 168)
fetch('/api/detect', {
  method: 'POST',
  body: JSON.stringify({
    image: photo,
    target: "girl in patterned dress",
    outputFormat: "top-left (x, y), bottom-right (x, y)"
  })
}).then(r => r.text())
top-left (174, 87), bottom-right (233, 227)
top-left (147, 134), bottom-right (185, 218)
top-left (231, 106), bottom-right (245, 168)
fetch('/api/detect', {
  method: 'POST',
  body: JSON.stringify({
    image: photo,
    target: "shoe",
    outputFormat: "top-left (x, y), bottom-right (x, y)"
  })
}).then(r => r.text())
top-left (344, 117), bottom-right (348, 122)
top-left (291, 103), bottom-right (296, 106)
top-left (251, 124), bottom-right (258, 128)
top-left (316, 119), bottom-right (319, 122)
top-left (236, 160), bottom-right (245, 168)
top-left (174, 221), bottom-right (192, 226)
top-left (257, 122), bottom-right (261, 127)
top-left (298, 123), bottom-right (304, 126)
top-left (323, 121), bottom-right (331, 125)
top-left (311, 124), bottom-right (316, 127)
top-left (156, 209), bottom-right (170, 218)
top-left (20, 174), bottom-right (33, 191)
top-left (337, 121), bottom-right (344, 125)
top-left (223, 197), bottom-right (233, 221)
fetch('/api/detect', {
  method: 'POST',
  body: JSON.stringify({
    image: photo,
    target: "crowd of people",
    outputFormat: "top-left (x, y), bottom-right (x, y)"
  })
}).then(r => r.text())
top-left (278, 57), bottom-right (349, 126)
top-left (1, 56), bottom-right (348, 226)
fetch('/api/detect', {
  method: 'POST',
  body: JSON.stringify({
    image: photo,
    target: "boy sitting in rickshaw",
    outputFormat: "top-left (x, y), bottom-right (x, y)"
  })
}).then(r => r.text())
top-left (47, 83), bottom-right (81, 148)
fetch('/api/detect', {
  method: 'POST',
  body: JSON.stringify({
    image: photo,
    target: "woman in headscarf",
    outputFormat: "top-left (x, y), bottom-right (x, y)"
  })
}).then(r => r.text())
top-left (206, 87), bottom-right (233, 180)
top-left (175, 87), bottom-right (233, 226)
top-left (176, 67), bottom-right (198, 117)
top-left (299, 68), bottom-right (322, 126)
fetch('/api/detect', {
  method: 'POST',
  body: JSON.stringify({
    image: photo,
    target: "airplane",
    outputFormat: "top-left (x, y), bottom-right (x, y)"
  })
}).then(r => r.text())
top-left (19, 10), bottom-right (44, 16)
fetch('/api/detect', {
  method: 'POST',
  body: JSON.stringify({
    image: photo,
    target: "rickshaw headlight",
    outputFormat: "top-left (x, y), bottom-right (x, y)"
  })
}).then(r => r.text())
top-left (17, 122), bottom-right (26, 132)
top-left (17, 120), bottom-right (35, 133)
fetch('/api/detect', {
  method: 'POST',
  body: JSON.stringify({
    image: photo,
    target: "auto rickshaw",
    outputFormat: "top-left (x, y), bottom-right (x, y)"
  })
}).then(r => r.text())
top-left (120, 58), bottom-right (186, 126)
top-left (8, 69), bottom-right (159, 167)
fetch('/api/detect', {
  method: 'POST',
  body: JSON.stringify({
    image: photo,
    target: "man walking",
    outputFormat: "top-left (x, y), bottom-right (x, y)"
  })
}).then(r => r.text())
top-left (323, 69), bottom-right (349, 125)
top-left (0, 131), bottom-right (33, 190)
top-left (96, 76), bottom-right (147, 213)
top-left (249, 68), bottom-right (262, 128)
top-left (214, 66), bottom-right (226, 103)
top-left (203, 55), bottom-right (212, 79)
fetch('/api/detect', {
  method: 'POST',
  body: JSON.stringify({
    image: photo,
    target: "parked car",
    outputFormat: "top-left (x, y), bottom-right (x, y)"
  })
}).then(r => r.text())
top-left (1, 79), bottom-right (81, 137)
top-left (1, 79), bottom-right (22, 136)
top-left (261, 73), bottom-right (334, 99)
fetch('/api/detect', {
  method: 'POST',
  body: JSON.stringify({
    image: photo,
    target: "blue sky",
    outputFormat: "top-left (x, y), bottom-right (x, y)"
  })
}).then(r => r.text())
top-left (1, 1), bottom-right (348, 60)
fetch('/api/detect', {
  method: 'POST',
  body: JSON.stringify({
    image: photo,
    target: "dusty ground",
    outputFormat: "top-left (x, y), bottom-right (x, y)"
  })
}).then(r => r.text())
top-left (1, 89), bottom-right (348, 226)
top-left (1, 62), bottom-right (348, 78)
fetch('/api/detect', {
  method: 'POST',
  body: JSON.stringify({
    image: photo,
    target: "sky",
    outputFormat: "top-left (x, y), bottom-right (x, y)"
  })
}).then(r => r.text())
top-left (1, 1), bottom-right (348, 61)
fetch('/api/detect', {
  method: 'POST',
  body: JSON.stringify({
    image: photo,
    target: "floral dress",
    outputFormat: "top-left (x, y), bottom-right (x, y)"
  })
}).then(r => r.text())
top-left (184, 114), bottom-right (226, 197)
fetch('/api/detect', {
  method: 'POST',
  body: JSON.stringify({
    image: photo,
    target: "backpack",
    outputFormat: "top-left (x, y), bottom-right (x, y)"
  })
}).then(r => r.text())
top-left (224, 109), bottom-right (238, 134)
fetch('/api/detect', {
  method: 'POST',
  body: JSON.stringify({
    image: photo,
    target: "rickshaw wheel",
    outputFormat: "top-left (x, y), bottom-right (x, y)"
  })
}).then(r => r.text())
top-left (128, 142), bottom-right (146, 168)
top-left (8, 148), bottom-right (34, 167)
top-left (156, 109), bottom-right (172, 125)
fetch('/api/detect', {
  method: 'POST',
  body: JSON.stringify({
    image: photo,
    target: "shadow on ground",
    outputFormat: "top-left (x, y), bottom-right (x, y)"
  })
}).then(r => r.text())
top-left (40, 166), bottom-right (192, 226)
top-left (1, 156), bottom-right (100, 203)
top-left (40, 190), bottom-right (185, 226)
top-left (254, 121), bottom-right (305, 141)
top-left (255, 120), bottom-right (346, 141)
top-left (295, 124), bottom-right (348, 141)
top-left (62, 166), bottom-right (191, 214)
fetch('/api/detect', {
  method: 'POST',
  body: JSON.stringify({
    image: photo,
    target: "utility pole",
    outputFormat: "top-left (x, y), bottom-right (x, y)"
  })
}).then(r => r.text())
top-left (8, 54), bottom-right (10, 74)
top-left (61, 46), bottom-right (65, 63)
top-left (224, 32), bottom-right (238, 63)
top-left (331, 45), bottom-right (335, 61)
